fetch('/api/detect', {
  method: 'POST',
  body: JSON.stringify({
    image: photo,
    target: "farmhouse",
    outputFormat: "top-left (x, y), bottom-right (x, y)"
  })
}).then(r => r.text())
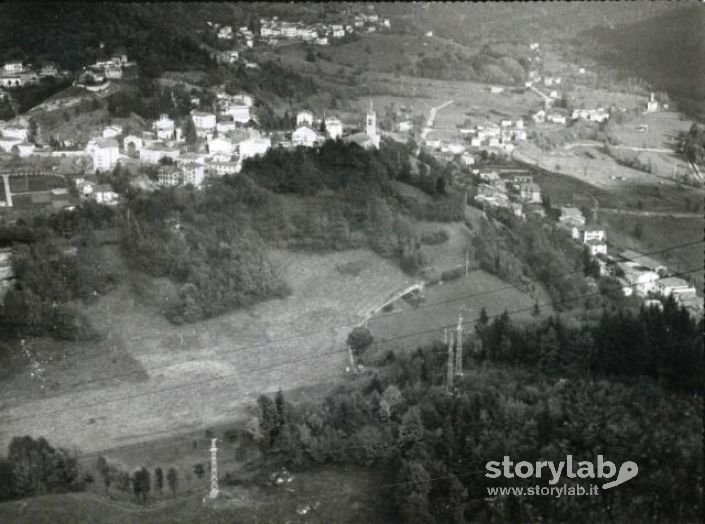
top-left (94, 184), bottom-right (119, 205)
top-left (619, 249), bottom-right (667, 275)
top-left (571, 108), bottom-right (609, 123)
top-left (518, 182), bottom-right (541, 204)
top-left (558, 206), bottom-right (586, 228)
top-left (618, 262), bottom-right (660, 297)
top-left (655, 277), bottom-right (696, 297)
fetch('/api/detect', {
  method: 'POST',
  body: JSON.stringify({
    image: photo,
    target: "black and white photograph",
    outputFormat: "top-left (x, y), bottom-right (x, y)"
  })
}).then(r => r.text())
top-left (0, 2), bottom-right (702, 522)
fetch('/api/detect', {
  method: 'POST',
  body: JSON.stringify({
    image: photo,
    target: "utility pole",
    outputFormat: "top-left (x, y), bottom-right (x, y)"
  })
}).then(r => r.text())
top-left (208, 438), bottom-right (219, 500)
top-left (446, 330), bottom-right (455, 393)
top-left (455, 313), bottom-right (463, 375)
top-left (465, 250), bottom-right (469, 277)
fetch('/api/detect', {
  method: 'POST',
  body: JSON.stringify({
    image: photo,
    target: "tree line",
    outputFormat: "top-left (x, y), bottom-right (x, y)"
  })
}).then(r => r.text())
top-left (247, 296), bottom-right (702, 522)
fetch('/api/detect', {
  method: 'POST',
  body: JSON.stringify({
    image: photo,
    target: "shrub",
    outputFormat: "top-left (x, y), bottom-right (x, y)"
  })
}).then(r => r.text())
top-left (420, 230), bottom-right (450, 245)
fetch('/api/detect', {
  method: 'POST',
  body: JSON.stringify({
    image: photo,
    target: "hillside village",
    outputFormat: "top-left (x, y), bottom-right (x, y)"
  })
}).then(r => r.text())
top-left (0, 4), bottom-right (702, 523)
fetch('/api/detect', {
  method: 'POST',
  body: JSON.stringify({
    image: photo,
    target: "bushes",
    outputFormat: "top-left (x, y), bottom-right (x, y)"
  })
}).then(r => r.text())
top-left (420, 230), bottom-right (450, 245)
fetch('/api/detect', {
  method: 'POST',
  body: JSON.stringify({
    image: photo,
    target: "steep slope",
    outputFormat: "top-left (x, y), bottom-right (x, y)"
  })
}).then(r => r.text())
top-left (581, 5), bottom-right (705, 121)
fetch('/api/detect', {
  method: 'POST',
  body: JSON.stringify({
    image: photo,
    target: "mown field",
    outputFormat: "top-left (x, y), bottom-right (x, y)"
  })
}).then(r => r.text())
top-left (367, 268), bottom-right (551, 354)
top-left (0, 465), bottom-right (396, 524)
top-left (0, 246), bottom-right (411, 455)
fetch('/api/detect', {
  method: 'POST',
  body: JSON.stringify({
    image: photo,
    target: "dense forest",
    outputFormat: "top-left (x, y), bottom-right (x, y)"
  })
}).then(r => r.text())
top-left (582, 5), bottom-right (705, 122)
top-left (120, 140), bottom-right (464, 323)
top-left (0, 206), bottom-right (115, 340)
top-left (0, 3), bottom-right (217, 74)
top-left (0, 436), bottom-right (82, 502)
top-left (249, 298), bottom-right (702, 522)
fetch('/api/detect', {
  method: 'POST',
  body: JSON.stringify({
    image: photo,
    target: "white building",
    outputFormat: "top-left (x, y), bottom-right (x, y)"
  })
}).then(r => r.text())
top-left (325, 116), bottom-right (343, 140)
top-left (548, 114), bottom-right (566, 125)
top-left (296, 110), bottom-right (314, 127)
top-left (3, 62), bottom-right (23, 74)
top-left (0, 125), bottom-right (29, 141)
top-left (619, 262), bottom-right (660, 297)
top-left (94, 184), bottom-right (119, 204)
top-left (460, 152), bottom-right (475, 166)
top-left (222, 105), bottom-right (251, 124)
top-left (0, 136), bottom-right (22, 153)
top-left (140, 142), bottom-right (181, 165)
top-left (397, 120), bottom-right (413, 132)
top-left (207, 161), bottom-right (240, 176)
top-left (238, 137), bottom-right (271, 160)
top-left (153, 114), bottom-right (175, 141)
top-left (16, 143), bottom-right (35, 157)
top-left (531, 110), bottom-right (546, 124)
top-left (292, 125), bottom-right (320, 147)
top-left (572, 108), bottom-right (609, 123)
top-left (654, 277), bottom-right (696, 297)
top-left (207, 136), bottom-right (233, 156)
top-left (123, 135), bottom-right (143, 155)
top-left (182, 161), bottom-right (206, 188)
top-left (558, 206), bottom-right (586, 227)
top-left (102, 125), bottom-right (123, 138)
top-left (191, 111), bottom-right (217, 137)
top-left (645, 92), bottom-right (659, 113)
top-left (92, 138), bottom-right (119, 172)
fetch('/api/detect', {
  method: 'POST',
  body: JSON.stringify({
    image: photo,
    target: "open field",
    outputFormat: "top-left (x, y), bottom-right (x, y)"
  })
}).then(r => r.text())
top-left (0, 248), bottom-right (411, 455)
top-left (0, 465), bottom-right (395, 524)
top-left (609, 110), bottom-right (691, 149)
top-left (367, 269), bottom-right (551, 354)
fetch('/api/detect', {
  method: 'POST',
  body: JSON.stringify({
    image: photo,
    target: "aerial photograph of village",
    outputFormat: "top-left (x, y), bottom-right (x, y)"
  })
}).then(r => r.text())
top-left (0, 2), bottom-right (702, 523)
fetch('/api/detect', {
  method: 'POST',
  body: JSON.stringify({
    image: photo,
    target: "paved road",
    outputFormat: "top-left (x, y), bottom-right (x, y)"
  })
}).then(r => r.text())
top-left (420, 100), bottom-right (454, 141)
top-left (600, 208), bottom-right (702, 218)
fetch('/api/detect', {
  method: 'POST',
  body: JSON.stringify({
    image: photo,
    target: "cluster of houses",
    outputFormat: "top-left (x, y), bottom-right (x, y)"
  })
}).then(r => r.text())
top-left (258, 12), bottom-right (389, 46)
top-left (290, 103), bottom-right (380, 150)
top-left (213, 23), bottom-right (255, 49)
top-left (471, 171), bottom-right (543, 219)
top-left (0, 61), bottom-right (60, 88)
top-left (0, 117), bottom-right (33, 156)
top-left (82, 54), bottom-right (130, 83)
top-left (554, 205), bottom-right (699, 314)
top-left (462, 119), bottom-right (528, 152)
top-left (615, 249), bottom-right (699, 313)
